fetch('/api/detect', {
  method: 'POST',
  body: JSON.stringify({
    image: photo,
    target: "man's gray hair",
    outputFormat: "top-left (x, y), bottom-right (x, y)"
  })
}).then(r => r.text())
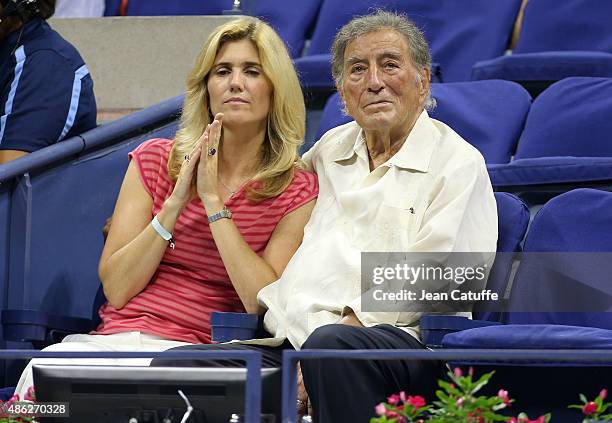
top-left (331, 10), bottom-right (436, 110)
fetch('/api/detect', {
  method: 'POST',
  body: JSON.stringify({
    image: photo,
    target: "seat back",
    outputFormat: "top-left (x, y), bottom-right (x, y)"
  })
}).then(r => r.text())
top-left (6, 122), bottom-right (179, 320)
top-left (315, 80), bottom-right (531, 164)
top-left (507, 189), bottom-right (612, 328)
top-left (514, 77), bottom-right (612, 159)
top-left (255, 0), bottom-right (322, 58)
top-left (105, 0), bottom-right (225, 15)
top-left (307, 0), bottom-right (522, 81)
top-left (473, 193), bottom-right (529, 321)
top-left (104, 0), bottom-right (322, 58)
top-left (514, 0), bottom-right (612, 54)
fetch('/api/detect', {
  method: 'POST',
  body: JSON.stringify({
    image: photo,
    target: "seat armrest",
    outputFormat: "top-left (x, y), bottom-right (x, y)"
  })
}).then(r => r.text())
top-left (1, 309), bottom-right (92, 345)
top-left (1, 310), bottom-right (51, 343)
top-left (210, 312), bottom-right (262, 343)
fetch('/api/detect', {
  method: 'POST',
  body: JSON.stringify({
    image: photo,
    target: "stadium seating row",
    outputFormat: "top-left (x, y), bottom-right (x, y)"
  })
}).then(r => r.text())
top-left (102, 0), bottom-right (612, 95)
top-left (316, 77), bottom-right (612, 197)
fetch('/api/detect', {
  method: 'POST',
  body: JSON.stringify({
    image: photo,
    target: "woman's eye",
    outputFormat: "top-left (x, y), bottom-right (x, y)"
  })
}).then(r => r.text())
top-left (216, 68), bottom-right (230, 76)
top-left (384, 62), bottom-right (399, 70)
top-left (245, 68), bottom-right (260, 76)
top-left (351, 65), bottom-right (366, 74)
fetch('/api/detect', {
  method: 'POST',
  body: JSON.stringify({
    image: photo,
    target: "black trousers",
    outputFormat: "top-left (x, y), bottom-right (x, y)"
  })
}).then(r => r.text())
top-left (151, 324), bottom-right (444, 423)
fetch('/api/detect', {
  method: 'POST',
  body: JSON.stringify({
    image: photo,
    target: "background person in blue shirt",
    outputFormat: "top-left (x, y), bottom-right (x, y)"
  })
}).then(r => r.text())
top-left (0, 0), bottom-right (96, 164)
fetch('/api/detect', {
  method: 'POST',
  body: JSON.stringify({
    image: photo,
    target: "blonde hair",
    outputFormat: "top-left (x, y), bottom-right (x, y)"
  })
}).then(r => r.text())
top-left (168, 18), bottom-right (305, 201)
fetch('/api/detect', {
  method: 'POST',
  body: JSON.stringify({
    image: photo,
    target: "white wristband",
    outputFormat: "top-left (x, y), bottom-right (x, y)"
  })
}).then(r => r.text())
top-left (151, 215), bottom-right (175, 249)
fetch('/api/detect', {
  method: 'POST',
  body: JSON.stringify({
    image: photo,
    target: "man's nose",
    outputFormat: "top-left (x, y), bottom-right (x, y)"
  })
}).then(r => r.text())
top-left (366, 66), bottom-right (384, 93)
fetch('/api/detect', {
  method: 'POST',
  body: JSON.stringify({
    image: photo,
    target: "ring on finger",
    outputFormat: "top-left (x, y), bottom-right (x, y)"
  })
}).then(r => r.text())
top-left (297, 399), bottom-right (306, 405)
top-left (207, 147), bottom-right (216, 156)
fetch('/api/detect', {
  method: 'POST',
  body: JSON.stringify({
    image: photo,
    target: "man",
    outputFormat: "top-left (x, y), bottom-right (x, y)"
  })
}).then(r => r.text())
top-left (0, 0), bottom-right (96, 164)
top-left (154, 10), bottom-right (497, 422)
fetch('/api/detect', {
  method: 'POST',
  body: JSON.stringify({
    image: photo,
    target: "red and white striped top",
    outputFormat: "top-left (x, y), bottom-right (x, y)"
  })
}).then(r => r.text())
top-left (92, 138), bottom-right (318, 344)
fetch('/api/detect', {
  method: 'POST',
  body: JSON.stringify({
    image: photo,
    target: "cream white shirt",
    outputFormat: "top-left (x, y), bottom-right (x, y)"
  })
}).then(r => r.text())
top-left (256, 111), bottom-right (498, 349)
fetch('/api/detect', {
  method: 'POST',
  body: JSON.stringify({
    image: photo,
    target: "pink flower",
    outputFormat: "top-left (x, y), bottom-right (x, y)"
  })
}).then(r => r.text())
top-left (456, 397), bottom-right (464, 407)
top-left (24, 386), bottom-right (36, 402)
top-left (583, 401), bottom-right (598, 415)
top-left (6, 393), bottom-right (20, 407)
top-left (399, 391), bottom-right (407, 402)
top-left (467, 411), bottom-right (484, 423)
top-left (385, 411), bottom-right (399, 419)
top-left (498, 389), bottom-right (511, 404)
top-left (468, 367), bottom-right (474, 377)
top-left (406, 395), bottom-right (426, 408)
top-left (453, 367), bottom-right (463, 378)
top-left (375, 403), bottom-right (386, 416)
top-left (600, 388), bottom-right (607, 400)
top-left (387, 394), bottom-right (400, 405)
top-left (509, 415), bottom-right (547, 423)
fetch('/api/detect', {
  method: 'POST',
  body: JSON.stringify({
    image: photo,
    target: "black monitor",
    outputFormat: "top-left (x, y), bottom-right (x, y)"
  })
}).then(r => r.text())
top-left (33, 365), bottom-right (281, 423)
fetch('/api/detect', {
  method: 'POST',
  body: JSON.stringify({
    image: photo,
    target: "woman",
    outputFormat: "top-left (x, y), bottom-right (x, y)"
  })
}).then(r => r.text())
top-left (15, 17), bottom-right (317, 397)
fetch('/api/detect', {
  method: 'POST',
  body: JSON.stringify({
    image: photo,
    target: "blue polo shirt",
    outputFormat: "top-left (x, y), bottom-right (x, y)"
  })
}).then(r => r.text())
top-left (0, 18), bottom-right (97, 152)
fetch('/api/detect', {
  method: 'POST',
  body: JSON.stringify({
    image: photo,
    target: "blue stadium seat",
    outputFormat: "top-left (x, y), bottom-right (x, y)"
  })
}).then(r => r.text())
top-left (505, 189), bottom-right (612, 328)
top-left (472, 0), bottom-right (612, 94)
top-left (474, 192), bottom-right (529, 321)
top-left (488, 77), bottom-right (612, 187)
top-left (294, 0), bottom-right (522, 89)
top-left (444, 188), bottom-right (612, 347)
top-left (439, 189), bottom-right (612, 419)
top-left (314, 80), bottom-right (531, 164)
top-left (1, 122), bottom-right (180, 340)
top-left (420, 192), bottom-right (529, 346)
top-left (0, 96), bottom-right (183, 386)
top-left (104, 0), bottom-right (322, 58)
top-left (254, 0), bottom-right (323, 58)
top-left (105, 0), bottom-right (221, 15)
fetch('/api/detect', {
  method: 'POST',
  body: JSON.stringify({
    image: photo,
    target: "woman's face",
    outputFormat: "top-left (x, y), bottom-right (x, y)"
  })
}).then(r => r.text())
top-left (207, 39), bottom-right (273, 129)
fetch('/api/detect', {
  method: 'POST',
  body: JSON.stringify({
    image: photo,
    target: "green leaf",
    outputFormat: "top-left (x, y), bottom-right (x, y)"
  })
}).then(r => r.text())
top-left (580, 394), bottom-right (589, 403)
top-left (436, 390), bottom-right (450, 402)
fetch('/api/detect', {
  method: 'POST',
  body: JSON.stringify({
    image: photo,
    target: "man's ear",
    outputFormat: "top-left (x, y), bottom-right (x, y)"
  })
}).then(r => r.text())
top-left (420, 67), bottom-right (431, 99)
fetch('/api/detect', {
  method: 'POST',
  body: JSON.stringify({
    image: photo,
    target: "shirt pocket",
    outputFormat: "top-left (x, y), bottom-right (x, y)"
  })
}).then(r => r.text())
top-left (376, 199), bottom-right (418, 249)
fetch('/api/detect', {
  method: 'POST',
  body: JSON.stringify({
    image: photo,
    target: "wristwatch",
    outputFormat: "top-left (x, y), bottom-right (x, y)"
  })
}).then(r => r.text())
top-left (208, 206), bottom-right (232, 224)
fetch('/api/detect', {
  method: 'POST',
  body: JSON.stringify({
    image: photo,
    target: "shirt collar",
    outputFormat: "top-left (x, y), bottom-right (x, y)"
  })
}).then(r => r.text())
top-left (332, 110), bottom-right (440, 173)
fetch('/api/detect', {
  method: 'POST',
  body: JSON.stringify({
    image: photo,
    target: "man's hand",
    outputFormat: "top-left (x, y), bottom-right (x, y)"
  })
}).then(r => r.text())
top-left (296, 363), bottom-right (312, 417)
top-left (339, 311), bottom-right (363, 327)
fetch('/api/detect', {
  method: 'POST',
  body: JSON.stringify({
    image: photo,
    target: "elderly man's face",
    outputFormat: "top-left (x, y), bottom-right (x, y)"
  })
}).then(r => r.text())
top-left (340, 30), bottom-right (430, 136)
